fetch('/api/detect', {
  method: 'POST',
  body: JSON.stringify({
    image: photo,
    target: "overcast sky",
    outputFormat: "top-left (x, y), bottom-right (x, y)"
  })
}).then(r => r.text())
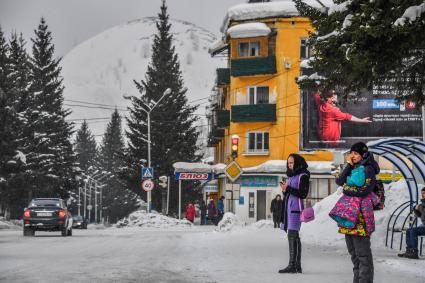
top-left (0, 0), bottom-right (243, 57)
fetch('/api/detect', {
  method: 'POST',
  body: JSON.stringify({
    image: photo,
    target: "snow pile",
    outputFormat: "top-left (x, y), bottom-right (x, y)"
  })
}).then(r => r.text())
top-left (115, 210), bottom-right (193, 229)
top-left (0, 217), bottom-right (21, 230)
top-left (301, 179), bottom-right (423, 247)
top-left (87, 223), bottom-right (108, 230)
top-left (328, 0), bottom-right (351, 16)
top-left (227, 22), bottom-right (271, 39)
top-left (216, 212), bottom-right (245, 232)
top-left (249, 219), bottom-right (274, 230)
top-left (173, 162), bottom-right (226, 173)
top-left (243, 160), bottom-right (334, 174)
top-left (394, 3), bottom-right (425, 26)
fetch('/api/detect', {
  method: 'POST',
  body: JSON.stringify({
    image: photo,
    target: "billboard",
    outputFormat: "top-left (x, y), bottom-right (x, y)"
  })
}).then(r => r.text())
top-left (301, 90), bottom-right (423, 149)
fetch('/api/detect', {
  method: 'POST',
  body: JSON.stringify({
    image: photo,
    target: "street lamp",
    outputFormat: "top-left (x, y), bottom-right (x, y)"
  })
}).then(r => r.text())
top-left (123, 88), bottom-right (172, 213)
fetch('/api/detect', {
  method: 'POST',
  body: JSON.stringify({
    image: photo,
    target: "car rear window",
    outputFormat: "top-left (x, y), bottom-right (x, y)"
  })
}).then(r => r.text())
top-left (29, 200), bottom-right (61, 207)
top-left (73, 216), bottom-right (83, 221)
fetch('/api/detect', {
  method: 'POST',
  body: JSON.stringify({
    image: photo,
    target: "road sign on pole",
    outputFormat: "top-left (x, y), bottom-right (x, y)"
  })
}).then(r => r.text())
top-left (141, 179), bottom-right (155, 192)
top-left (224, 161), bottom-right (243, 182)
top-left (87, 205), bottom-right (93, 211)
top-left (141, 167), bottom-right (154, 180)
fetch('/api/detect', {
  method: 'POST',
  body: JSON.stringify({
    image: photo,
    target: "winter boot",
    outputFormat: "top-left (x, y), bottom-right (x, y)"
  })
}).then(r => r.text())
top-left (295, 237), bottom-right (302, 273)
top-left (279, 232), bottom-right (297, 273)
top-left (398, 248), bottom-right (419, 259)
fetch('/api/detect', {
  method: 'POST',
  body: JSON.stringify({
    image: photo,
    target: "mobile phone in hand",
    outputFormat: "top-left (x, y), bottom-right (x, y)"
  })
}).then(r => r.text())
top-left (280, 176), bottom-right (287, 184)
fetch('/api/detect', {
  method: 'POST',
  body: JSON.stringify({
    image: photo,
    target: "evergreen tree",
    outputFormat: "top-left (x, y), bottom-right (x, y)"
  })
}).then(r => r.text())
top-left (99, 109), bottom-right (139, 222)
top-left (25, 18), bottom-right (77, 199)
top-left (74, 120), bottom-right (97, 172)
top-left (294, 0), bottom-right (425, 104)
top-left (126, 0), bottom-right (201, 212)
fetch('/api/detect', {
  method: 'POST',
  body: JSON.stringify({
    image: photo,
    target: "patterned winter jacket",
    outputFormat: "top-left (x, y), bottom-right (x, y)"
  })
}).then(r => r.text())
top-left (331, 152), bottom-right (380, 237)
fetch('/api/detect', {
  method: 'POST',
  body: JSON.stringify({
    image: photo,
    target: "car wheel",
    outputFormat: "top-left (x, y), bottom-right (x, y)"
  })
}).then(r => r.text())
top-left (61, 228), bottom-right (67, 237)
top-left (23, 227), bottom-right (34, 237)
top-left (67, 228), bottom-right (72, 236)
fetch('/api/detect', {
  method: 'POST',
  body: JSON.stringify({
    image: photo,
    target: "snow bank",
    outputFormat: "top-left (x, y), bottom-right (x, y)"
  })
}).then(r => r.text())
top-left (216, 212), bottom-right (245, 232)
top-left (249, 219), bottom-right (274, 230)
top-left (173, 162), bottom-right (226, 173)
top-left (0, 217), bottom-right (21, 230)
top-left (116, 210), bottom-right (193, 229)
top-left (227, 22), bottom-right (271, 39)
top-left (243, 160), bottom-right (334, 174)
top-left (301, 179), bottom-right (423, 248)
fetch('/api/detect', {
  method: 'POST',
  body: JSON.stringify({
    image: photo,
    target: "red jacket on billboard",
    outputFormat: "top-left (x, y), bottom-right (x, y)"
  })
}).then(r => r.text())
top-left (314, 92), bottom-right (352, 143)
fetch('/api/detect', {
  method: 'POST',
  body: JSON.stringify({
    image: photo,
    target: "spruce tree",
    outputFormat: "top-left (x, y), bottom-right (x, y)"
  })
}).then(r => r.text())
top-left (74, 120), bottom-right (97, 172)
top-left (294, 0), bottom-right (425, 104)
top-left (126, 0), bottom-right (201, 212)
top-left (100, 109), bottom-right (139, 222)
top-left (26, 18), bottom-right (77, 198)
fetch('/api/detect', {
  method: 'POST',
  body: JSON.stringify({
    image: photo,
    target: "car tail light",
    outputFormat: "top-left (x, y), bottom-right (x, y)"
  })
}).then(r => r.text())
top-left (58, 210), bottom-right (66, 218)
top-left (24, 210), bottom-right (31, 218)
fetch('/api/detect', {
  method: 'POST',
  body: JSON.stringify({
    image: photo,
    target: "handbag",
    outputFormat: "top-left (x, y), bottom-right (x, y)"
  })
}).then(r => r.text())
top-left (299, 198), bottom-right (315, 223)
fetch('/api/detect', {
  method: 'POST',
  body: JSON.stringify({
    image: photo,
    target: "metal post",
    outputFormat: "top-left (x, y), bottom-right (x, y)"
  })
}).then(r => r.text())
top-left (78, 185), bottom-right (81, 216)
top-left (167, 176), bottom-right (170, 215)
top-left (422, 105), bottom-right (425, 142)
top-left (147, 112), bottom-right (151, 213)
top-left (178, 179), bottom-right (182, 219)
top-left (83, 180), bottom-right (87, 219)
top-left (99, 186), bottom-right (102, 223)
top-left (94, 182), bottom-right (97, 223)
top-left (89, 180), bottom-right (92, 223)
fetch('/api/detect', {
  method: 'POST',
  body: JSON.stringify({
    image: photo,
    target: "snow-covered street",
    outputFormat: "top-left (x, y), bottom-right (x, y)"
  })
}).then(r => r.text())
top-left (1, 225), bottom-right (423, 283)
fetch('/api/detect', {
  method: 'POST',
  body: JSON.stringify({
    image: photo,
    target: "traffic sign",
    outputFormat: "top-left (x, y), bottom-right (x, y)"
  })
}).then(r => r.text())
top-left (141, 167), bottom-right (154, 180)
top-left (87, 205), bottom-right (93, 210)
top-left (224, 161), bottom-right (243, 182)
top-left (141, 179), bottom-right (155, 192)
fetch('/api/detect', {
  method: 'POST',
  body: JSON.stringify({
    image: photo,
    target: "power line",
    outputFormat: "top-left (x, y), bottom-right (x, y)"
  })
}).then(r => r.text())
top-left (64, 99), bottom-right (127, 109)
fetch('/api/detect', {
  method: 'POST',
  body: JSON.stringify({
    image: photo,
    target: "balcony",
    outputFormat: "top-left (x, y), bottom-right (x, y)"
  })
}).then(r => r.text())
top-left (216, 110), bottom-right (230, 128)
top-left (231, 104), bottom-right (276, 122)
top-left (230, 55), bottom-right (276, 77)
top-left (212, 128), bottom-right (225, 138)
top-left (216, 68), bottom-right (230, 86)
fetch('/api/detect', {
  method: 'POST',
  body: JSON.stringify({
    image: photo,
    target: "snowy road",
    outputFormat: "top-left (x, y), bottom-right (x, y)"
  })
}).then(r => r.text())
top-left (0, 226), bottom-right (423, 283)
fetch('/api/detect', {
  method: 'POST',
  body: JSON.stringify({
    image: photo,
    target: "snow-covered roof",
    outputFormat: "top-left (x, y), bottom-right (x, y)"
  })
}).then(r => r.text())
top-left (227, 22), bottom-right (271, 39)
top-left (208, 38), bottom-right (228, 55)
top-left (243, 160), bottom-right (334, 174)
top-left (173, 162), bottom-right (226, 173)
top-left (220, 0), bottom-right (333, 34)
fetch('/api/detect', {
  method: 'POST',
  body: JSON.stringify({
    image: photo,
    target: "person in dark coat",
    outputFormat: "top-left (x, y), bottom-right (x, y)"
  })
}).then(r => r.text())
top-left (279, 153), bottom-right (310, 274)
top-left (207, 199), bottom-right (216, 225)
top-left (335, 142), bottom-right (379, 283)
top-left (200, 200), bottom-right (207, 225)
top-left (270, 194), bottom-right (283, 228)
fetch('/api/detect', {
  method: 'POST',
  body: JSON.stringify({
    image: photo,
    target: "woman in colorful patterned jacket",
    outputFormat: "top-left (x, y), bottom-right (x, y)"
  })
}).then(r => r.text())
top-left (279, 153), bottom-right (310, 274)
top-left (335, 142), bottom-right (380, 283)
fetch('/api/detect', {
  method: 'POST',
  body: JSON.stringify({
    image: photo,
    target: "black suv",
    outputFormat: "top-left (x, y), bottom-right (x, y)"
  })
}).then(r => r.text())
top-left (72, 215), bottom-right (88, 229)
top-left (23, 198), bottom-right (73, 237)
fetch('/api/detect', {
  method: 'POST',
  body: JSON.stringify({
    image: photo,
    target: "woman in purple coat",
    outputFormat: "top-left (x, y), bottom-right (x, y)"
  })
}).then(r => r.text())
top-left (279, 153), bottom-right (310, 274)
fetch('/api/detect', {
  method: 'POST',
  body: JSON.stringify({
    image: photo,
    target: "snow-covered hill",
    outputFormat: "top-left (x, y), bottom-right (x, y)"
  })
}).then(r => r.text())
top-left (62, 17), bottom-right (225, 138)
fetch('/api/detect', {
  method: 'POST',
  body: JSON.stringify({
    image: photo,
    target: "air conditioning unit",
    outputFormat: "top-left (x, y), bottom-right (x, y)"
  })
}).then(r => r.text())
top-left (284, 58), bottom-right (292, 69)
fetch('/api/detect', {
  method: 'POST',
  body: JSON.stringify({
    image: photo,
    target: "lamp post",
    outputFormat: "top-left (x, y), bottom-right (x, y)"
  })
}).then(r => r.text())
top-left (124, 88), bottom-right (171, 213)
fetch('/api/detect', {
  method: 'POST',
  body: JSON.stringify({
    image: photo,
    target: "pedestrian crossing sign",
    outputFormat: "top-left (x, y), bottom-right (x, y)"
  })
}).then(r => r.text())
top-left (141, 167), bottom-right (154, 180)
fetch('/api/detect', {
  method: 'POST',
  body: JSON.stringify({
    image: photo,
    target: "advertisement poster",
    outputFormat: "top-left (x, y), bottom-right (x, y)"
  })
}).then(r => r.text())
top-left (301, 89), bottom-right (423, 149)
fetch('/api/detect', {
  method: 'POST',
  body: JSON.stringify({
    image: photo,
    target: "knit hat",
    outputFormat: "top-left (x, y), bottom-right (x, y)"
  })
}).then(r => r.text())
top-left (350, 142), bottom-right (368, 157)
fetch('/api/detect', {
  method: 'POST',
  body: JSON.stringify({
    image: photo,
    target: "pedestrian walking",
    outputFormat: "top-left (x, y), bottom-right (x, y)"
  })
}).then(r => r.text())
top-left (398, 187), bottom-right (425, 259)
top-left (207, 199), bottom-right (216, 225)
top-left (200, 200), bottom-right (207, 225)
top-left (217, 196), bottom-right (225, 223)
top-left (279, 153), bottom-right (310, 274)
top-left (185, 203), bottom-right (195, 223)
top-left (271, 194), bottom-right (283, 228)
top-left (335, 142), bottom-right (380, 283)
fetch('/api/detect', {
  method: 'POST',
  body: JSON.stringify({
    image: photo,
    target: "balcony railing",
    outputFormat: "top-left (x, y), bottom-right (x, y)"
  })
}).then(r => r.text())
top-left (216, 68), bottom-right (230, 86)
top-left (231, 55), bottom-right (276, 77)
top-left (231, 104), bottom-right (276, 122)
top-left (216, 110), bottom-right (230, 128)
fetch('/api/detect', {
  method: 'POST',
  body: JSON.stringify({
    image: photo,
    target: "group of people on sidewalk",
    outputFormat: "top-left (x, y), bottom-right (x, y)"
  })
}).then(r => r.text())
top-left (185, 196), bottom-right (225, 225)
top-left (278, 141), bottom-right (424, 283)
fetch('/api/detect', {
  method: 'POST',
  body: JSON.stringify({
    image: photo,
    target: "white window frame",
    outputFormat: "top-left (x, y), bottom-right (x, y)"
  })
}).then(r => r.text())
top-left (238, 41), bottom-right (260, 57)
top-left (247, 86), bottom-right (269, 105)
top-left (245, 131), bottom-right (269, 155)
top-left (300, 38), bottom-right (310, 59)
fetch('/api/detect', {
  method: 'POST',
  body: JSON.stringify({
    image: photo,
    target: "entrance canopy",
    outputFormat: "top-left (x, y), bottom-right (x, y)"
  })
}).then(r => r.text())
top-left (368, 138), bottom-right (425, 206)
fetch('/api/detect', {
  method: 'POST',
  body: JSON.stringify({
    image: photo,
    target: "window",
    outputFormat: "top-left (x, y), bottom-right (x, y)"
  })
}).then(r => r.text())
top-left (300, 38), bottom-right (310, 59)
top-left (248, 86), bottom-right (269, 104)
top-left (239, 41), bottom-right (260, 57)
top-left (247, 132), bottom-right (269, 153)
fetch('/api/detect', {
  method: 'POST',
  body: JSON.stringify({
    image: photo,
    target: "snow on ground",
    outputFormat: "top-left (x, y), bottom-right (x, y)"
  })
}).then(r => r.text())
top-left (216, 212), bottom-right (245, 232)
top-left (115, 210), bottom-right (193, 229)
top-left (0, 217), bottom-right (21, 230)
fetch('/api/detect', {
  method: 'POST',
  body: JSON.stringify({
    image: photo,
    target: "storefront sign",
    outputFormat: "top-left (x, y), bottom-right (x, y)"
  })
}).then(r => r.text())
top-left (237, 175), bottom-right (278, 187)
top-left (175, 172), bottom-right (213, 180)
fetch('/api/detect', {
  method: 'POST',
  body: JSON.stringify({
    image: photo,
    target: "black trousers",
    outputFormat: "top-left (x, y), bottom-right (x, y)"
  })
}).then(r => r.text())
top-left (345, 234), bottom-right (374, 283)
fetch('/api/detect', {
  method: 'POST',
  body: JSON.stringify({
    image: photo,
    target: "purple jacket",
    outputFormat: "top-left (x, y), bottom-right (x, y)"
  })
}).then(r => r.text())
top-left (281, 173), bottom-right (309, 231)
